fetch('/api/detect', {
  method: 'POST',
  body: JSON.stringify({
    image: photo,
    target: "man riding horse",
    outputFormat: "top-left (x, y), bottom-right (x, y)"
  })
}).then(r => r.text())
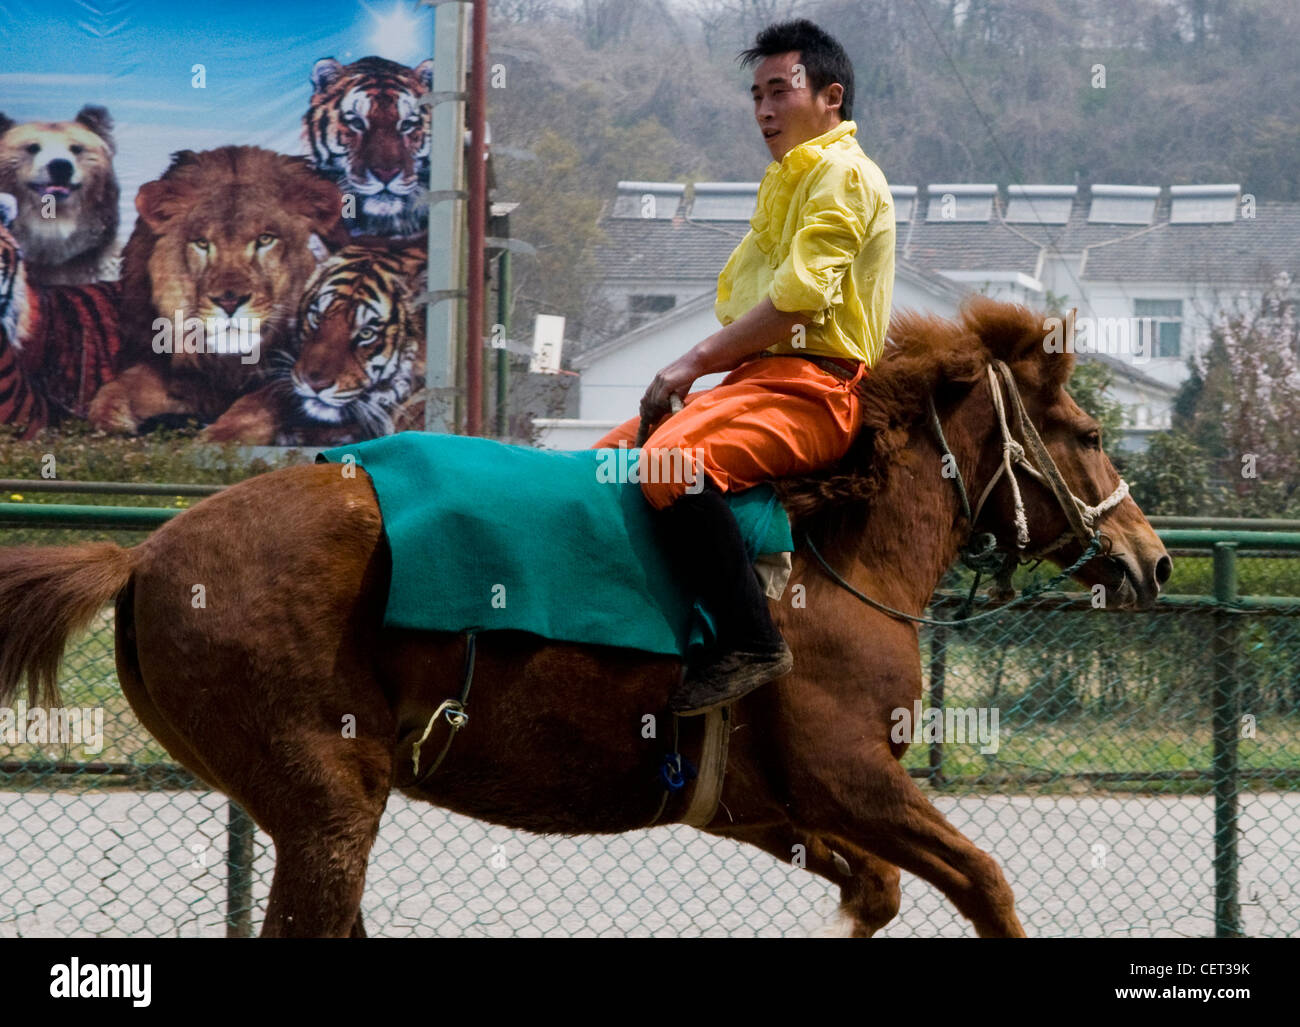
top-left (596, 19), bottom-right (896, 715)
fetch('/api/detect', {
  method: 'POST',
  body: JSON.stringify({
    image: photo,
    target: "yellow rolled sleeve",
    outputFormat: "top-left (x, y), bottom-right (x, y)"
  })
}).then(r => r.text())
top-left (768, 164), bottom-right (869, 323)
top-left (714, 120), bottom-right (894, 366)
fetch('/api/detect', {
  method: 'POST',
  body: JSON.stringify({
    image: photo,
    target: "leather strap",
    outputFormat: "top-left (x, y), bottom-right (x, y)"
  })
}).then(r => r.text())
top-left (755, 351), bottom-right (863, 381)
top-left (802, 354), bottom-right (861, 381)
top-left (681, 707), bottom-right (731, 827)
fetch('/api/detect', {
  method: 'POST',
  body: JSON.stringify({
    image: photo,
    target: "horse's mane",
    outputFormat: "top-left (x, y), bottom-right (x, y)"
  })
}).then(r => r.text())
top-left (775, 296), bottom-right (1072, 535)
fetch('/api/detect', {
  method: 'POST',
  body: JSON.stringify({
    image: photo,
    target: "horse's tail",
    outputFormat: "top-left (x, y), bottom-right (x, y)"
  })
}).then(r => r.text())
top-left (0, 542), bottom-right (135, 708)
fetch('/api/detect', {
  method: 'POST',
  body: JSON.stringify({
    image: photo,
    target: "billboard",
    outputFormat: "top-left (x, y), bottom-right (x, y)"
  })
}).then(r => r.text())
top-left (0, 0), bottom-right (438, 444)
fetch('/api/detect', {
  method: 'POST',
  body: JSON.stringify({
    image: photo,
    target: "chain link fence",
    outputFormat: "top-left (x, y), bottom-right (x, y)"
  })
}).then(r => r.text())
top-left (2, 511), bottom-right (1298, 937)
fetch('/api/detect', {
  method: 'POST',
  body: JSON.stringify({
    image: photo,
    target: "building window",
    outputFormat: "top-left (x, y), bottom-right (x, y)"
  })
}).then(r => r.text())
top-left (628, 294), bottom-right (676, 328)
top-left (1134, 299), bottom-right (1183, 358)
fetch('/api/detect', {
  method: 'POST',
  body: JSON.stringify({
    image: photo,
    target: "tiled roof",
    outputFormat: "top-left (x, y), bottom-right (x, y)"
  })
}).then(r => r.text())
top-left (1080, 201), bottom-right (1300, 283)
top-left (572, 292), bottom-right (717, 370)
top-left (908, 189), bottom-right (1300, 284)
top-left (593, 217), bottom-right (747, 281)
top-left (593, 184), bottom-right (1300, 288)
top-left (902, 220), bottom-right (1044, 277)
top-left (1083, 350), bottom-right (1179, 394)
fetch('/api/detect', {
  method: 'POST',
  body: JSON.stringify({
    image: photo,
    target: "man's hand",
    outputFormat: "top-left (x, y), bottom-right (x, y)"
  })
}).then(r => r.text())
top-left (638, 298), bottom-right (811, 425)
top-left (640, 353), bottom-right (703, 425)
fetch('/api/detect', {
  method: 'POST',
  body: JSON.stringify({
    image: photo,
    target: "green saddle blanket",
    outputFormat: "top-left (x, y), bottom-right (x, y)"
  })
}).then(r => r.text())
top-left (317, 432), bottom-right (793, 657)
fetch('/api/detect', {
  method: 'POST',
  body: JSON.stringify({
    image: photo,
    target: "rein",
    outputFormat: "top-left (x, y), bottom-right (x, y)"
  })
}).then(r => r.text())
top-left (805, 359), bottom-right (1129, 626)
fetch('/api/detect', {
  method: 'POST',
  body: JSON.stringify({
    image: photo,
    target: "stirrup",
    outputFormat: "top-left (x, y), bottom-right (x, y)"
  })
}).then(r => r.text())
top-left (670, 643), bottom-right (792, 716)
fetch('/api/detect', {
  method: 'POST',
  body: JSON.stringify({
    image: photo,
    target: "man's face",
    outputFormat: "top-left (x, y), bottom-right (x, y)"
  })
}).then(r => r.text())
top-left (750, 51), bottom-right (844, 162)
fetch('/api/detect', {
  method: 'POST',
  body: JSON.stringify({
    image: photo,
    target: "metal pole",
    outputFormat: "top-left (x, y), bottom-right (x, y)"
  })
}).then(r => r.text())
top-left (464, 0), bottom-right (488, 435)
top-left (495, 248), bottom-right (511, 438)
top-left (0, 502), bottom-right (176, 529)
top-left (927, 623), bottom-right (947, 787)
top-left (1211, 542), bottom-right (1243, 938)
top-left (424, 1), bottom-right (468, 434)
top-left (225, 801), bottom-right (255, 938)
top-left (1158, 529), bottom-right (1300, 550)
top-left (0, 479), bottom-right (223, 496)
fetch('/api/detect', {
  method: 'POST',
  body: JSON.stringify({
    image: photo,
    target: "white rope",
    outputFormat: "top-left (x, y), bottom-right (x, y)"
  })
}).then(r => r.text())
top-left (982, 365), bottom-right (1029, 548)
top-left (410, 699), bottom-right (467, 779)
top-left (1078, 478), bottom-right (1130, 528)
top-left (969, 364), bottom-right (1130, 553)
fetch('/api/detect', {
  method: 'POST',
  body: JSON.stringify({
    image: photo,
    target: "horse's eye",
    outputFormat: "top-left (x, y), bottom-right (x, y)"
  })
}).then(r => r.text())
top-left (256, 233), bottom-right (277, 248)
top-left (1083, 429), bottom-right (1101, 450)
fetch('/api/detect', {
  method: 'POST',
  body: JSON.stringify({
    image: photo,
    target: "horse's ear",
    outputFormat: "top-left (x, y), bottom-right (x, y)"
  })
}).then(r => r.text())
top-left (1038, 310), bottom-right (1075, 391)
top-left (1009, 306), bottom-right (1074, 395)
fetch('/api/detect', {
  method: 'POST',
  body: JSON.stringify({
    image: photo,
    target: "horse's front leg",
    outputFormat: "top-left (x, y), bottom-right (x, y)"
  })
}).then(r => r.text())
top-left (785, 725), bottom-right (1025, 937)
top-left (707, 821), bottom-right (902, 936)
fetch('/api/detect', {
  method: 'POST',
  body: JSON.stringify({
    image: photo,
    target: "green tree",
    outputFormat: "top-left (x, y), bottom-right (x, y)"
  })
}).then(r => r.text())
top-left (1066, 358), bottom-right (1125, 463)
top-left (1123, 429), bottom-right (1217, 516)
top-left (1182, 293), bottom-right (1300, 515)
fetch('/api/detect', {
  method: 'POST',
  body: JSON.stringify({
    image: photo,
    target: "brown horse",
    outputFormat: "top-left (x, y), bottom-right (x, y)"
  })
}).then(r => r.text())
top-left (0, 298), bottom-right (1169, 937)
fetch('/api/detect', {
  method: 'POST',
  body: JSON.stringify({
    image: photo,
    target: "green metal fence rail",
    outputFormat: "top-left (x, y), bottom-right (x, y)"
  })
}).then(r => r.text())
top-left (0, 479), bottom-right (225, 497)
top-left (0, 504), bottom-right (176, 530)
top-left (2, 500), bottom-right (1299, 937)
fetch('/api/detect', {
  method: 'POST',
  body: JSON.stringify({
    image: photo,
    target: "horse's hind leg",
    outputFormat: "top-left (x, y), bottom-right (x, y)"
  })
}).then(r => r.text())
top-left (127, 614), bottom-right (393, 937)
top-left (251, 732), bottom-right (393, 938)
top-left (119, 570), bottom-right (392, 936)
top-left (711, 823), bottom-right (900, 936)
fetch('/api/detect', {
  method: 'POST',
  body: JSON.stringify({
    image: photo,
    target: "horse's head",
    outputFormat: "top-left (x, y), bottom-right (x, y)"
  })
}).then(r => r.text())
top-left (947, 299), bottom-right (1171, 609)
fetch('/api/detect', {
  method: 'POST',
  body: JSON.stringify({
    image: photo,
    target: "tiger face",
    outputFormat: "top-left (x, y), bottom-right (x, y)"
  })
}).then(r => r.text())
top-left (304, 56), bottom-right (433, 238)
top-left (0, 193), bottom-right (24, 345)
top-left (287, 242), bottom-right (425, 437)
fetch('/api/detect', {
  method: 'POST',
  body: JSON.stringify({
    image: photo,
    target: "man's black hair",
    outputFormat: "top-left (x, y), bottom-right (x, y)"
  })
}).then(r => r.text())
top-left (738, 19), bottom-right (854, 122)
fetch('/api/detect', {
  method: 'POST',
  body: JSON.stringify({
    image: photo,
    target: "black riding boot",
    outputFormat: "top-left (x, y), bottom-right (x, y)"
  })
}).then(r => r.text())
top-left (656, 483), bottom-right (793, 715)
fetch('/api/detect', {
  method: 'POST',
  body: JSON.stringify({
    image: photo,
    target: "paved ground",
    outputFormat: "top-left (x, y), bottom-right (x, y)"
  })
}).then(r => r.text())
top-left (2, 788), bottom-right (1297, 937)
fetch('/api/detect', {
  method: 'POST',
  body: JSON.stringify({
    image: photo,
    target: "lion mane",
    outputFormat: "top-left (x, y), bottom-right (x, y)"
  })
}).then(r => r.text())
top-left (103, 146), bottom-right (348, 427)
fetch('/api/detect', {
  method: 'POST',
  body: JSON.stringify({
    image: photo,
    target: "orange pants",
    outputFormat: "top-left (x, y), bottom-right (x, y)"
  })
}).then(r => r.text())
top-left (592, 354), bottom-right (866, 509)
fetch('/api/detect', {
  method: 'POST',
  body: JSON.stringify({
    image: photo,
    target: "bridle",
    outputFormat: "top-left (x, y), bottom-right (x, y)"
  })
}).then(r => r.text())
top-left (964, 359), bottom-right (1129, 561)
top-left (805, 358), bottom-right (1131, 626)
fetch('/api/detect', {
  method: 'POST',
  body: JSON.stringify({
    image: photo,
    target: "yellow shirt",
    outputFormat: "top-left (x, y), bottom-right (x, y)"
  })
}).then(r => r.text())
top-left (714, 120), bottom-right (895, 367)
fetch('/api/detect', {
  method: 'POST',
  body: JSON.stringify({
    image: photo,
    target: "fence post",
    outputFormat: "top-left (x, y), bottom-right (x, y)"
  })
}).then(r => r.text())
top-left (225, 801), bottom-right (255, 938)
top-left (928, 623), bottom-right (947, 787)
top-left (1211, 542), bottom-right (1243, 938)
